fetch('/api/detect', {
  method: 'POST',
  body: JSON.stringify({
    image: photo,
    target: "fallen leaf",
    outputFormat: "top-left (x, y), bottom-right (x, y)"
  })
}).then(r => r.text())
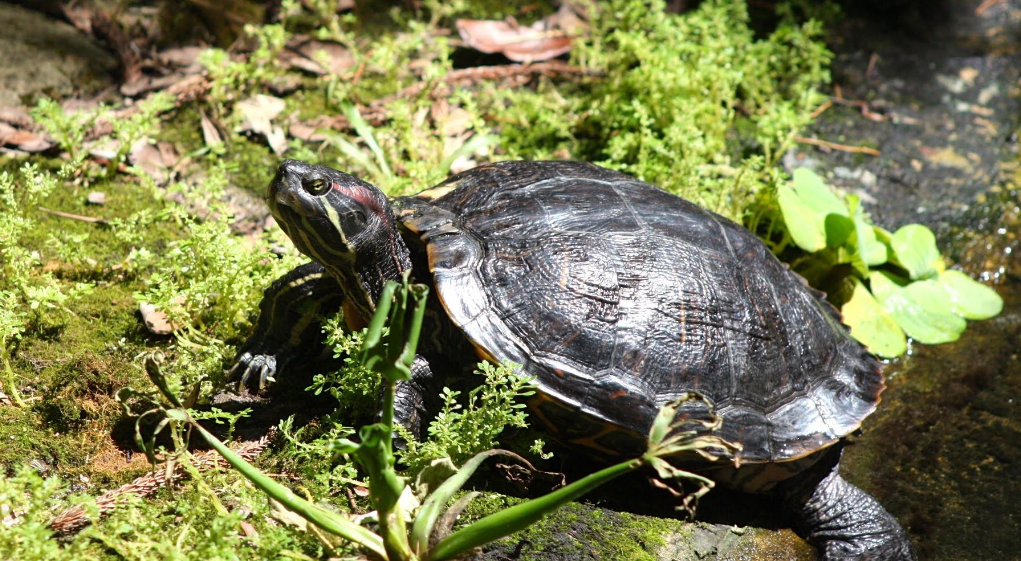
top-left (158, 46), bottom-right (205, 72)
top-left (199, 111), bottom-right (223, 147)
top-left (456, 5), bottom-right (583, 62)
top-left (239, 520), bottom-right (259, 539)
top-left (121, 74), bottom-right (185, 98)
top-left (129, 139), bottom-right (179, 184)
top-left (139, 302), bottom-right (173, 335)
top-left (0, 122), bottom-right (53, 152)
top-left (288, 119), bottom-right (328, 142)
top-left (87, 137), bottom-right (121, 161)
top-left (281, 36), bottom-right (354, 75)
top-left (87, 192), bottom-right (106, 205)
top-left (235, 95), bottom-right (288, 156)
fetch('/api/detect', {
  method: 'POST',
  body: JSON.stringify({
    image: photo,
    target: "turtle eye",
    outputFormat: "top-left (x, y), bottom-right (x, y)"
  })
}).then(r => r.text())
top-left (302, 176), bottom-right (330, 196)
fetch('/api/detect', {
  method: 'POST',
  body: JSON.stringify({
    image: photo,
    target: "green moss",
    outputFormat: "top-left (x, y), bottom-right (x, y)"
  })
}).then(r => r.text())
top-left (463, 494), bottom-right (685, 560)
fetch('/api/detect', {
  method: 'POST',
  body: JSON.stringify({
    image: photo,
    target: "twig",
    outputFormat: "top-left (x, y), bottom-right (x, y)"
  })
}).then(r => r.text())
top-left (48, 434), bottom-right (272, 534)
top-left (793, 136), bottom-right (881, 156)
top-left (810, 100), bottom-right (833, 119)
top-left (37, 207), bottom-right (109, 225)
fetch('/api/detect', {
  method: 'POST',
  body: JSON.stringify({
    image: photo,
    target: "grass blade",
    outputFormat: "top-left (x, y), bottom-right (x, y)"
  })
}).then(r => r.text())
top-left (342, 103), bottom-right (393, 181)
top-left (427, 458), bottom-right (641, 561)
top-left (410, 449), bottom-right (524, 554)
top-left (190, 422), bottom-right (388, 560)
top-left (438, 134), bottom-right (496, 175)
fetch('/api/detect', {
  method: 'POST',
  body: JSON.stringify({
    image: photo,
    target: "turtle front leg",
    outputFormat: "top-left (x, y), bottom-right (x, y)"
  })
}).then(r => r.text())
top-left (784, 448), bottom-right (916, 561)
top-left (390, 355), bottom-right (436, 441)
top-left (229, 262), bottom-right (344, 392)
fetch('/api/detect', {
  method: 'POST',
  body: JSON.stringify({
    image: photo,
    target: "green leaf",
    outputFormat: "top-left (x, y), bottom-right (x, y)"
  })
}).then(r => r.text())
top-left (846, 196), bottom-right (887, 266)
top-left (890, 224), bottom-right (942, 280)
top-left (329, 438), bottom-right (361, 455)
top-left (936, 270), bottom-right (1003, 320)
top-left (840, 280), bottom-right (906, 358)
top-left (870, 272), bottom-right (965, 344)
top-left (411, 449), bottom-right (523, 555)
top-left (792, 168), bottom-right (848, 217)
top-left (648, 398), bottom-right (681, 445)
top-left (823, 214), bottom-right (854, 248)
top-left (777, 184), bottom-right (826, 252)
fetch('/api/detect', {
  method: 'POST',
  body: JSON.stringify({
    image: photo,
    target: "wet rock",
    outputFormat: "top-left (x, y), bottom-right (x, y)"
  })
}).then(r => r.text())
top-left (787, 0), bottom-right (1021, 243)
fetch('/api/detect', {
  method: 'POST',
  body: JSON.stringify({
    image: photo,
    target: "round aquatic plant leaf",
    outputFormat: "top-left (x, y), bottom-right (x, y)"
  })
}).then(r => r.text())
top-left (778, 183), bottom-right (826, 252)
top-left (890, 224), bottom-right (942, 280)
top-left (870, 272), bottom-right (965, 344)
top-left (846, 196), bottom-right (887, 266)
top-left (937, 270), bottom-right (1003, 320)
top-left (841, 280), bottom-right (906, 358)
top-left (824, 213), bottom-right (854, 249)
top-left (792, 168), bottom-right (848, 217)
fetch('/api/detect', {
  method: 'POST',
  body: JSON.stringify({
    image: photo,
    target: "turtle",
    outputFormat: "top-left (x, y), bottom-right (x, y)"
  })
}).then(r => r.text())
top-left (230, 159), bottom-right (916, 560)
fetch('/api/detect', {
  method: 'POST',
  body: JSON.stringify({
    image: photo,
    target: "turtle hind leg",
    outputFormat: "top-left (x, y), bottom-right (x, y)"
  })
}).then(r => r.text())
top-left (783, 448), bottom-right (917, 561)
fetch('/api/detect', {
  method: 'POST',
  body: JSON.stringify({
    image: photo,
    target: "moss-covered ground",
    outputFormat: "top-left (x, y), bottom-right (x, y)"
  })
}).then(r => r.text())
top-left (1, 0), bottom-right (1017, 559)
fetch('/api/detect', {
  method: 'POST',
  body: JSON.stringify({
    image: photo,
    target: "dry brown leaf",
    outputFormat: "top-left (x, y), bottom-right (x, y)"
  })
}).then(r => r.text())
top-left (235, 95), bottom-right (288, 156)
top-left (0, 122), bottom-right (53, 153)
top-left (199, 111), bottom-right (223, 147)
top-left (158, 46), bottom-right (205, 72)
top-left (121, 74), bottom-right (186, 98)
top-left (129, 139), bottom-right (179, 185)
top-left (456, 5), bottom-right (583, 62)
top-left (288, 119), bottom-right (328, 142)
top-left (139, 302), bottom-right (173, 335)
top-left (281, 36), bottom-right (354, 76)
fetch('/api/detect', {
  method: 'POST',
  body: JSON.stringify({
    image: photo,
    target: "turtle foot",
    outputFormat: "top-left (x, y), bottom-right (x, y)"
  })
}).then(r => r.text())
top-left (228, 350), bottom-right (278, 393)
top-left (819, 538), bottom-right (916, 561)
top-left (784, 449), bottom-right (917, 561)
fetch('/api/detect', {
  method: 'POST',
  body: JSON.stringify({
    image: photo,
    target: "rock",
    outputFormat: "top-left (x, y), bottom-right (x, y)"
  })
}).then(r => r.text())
top-left (0, 4), bottom-right (116, 108)
top-left (86, 191), bottom-right (106, 205)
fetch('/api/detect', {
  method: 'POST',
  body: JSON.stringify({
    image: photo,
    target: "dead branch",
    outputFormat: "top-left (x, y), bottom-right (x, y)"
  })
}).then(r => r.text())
top-left (793, 136), bottom-right (881, 156)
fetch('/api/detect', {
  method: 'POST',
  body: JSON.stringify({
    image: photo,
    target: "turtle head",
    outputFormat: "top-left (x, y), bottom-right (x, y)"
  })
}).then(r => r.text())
top-left (268, 159), bottom-right (411, 318)
top-left (269, 159), bottom-right (394, 261)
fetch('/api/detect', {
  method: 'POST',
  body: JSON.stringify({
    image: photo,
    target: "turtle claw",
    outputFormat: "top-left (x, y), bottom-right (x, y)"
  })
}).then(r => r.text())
top-left (229, 351), bottom-right (278, 393)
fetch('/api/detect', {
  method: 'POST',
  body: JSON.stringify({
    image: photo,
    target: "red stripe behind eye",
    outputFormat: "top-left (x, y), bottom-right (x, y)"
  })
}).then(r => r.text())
top-left (332, 182), bottom-right (386, 220)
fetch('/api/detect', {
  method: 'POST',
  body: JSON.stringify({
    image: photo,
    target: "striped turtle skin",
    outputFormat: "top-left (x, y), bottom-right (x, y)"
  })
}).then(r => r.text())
top-left (231, 160), bottom-right (915, 561)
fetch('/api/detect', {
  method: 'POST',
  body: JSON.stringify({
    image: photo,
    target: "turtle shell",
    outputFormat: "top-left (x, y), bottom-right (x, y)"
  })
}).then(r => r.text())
top-left (397, 161), bottom-right (884, 464)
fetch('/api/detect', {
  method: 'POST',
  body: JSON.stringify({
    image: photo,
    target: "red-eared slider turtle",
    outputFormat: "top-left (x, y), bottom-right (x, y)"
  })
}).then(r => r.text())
top-left (231, 160), bottom-right (915, 560)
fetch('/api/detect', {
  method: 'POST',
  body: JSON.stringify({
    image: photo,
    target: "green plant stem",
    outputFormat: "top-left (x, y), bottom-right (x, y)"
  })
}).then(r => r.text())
top-left (372, 383), bottom-right (413, 561)
top-left (1, 353), bottom-right (26, 407)
top-left (426, 458), bottom-right (642, 561)
top-left (189, 421), bottom-right (388, 560)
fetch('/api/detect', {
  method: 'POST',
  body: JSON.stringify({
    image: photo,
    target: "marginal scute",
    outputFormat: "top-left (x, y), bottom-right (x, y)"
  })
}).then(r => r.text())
top-left (396, 161), bottom-right (885, 465)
